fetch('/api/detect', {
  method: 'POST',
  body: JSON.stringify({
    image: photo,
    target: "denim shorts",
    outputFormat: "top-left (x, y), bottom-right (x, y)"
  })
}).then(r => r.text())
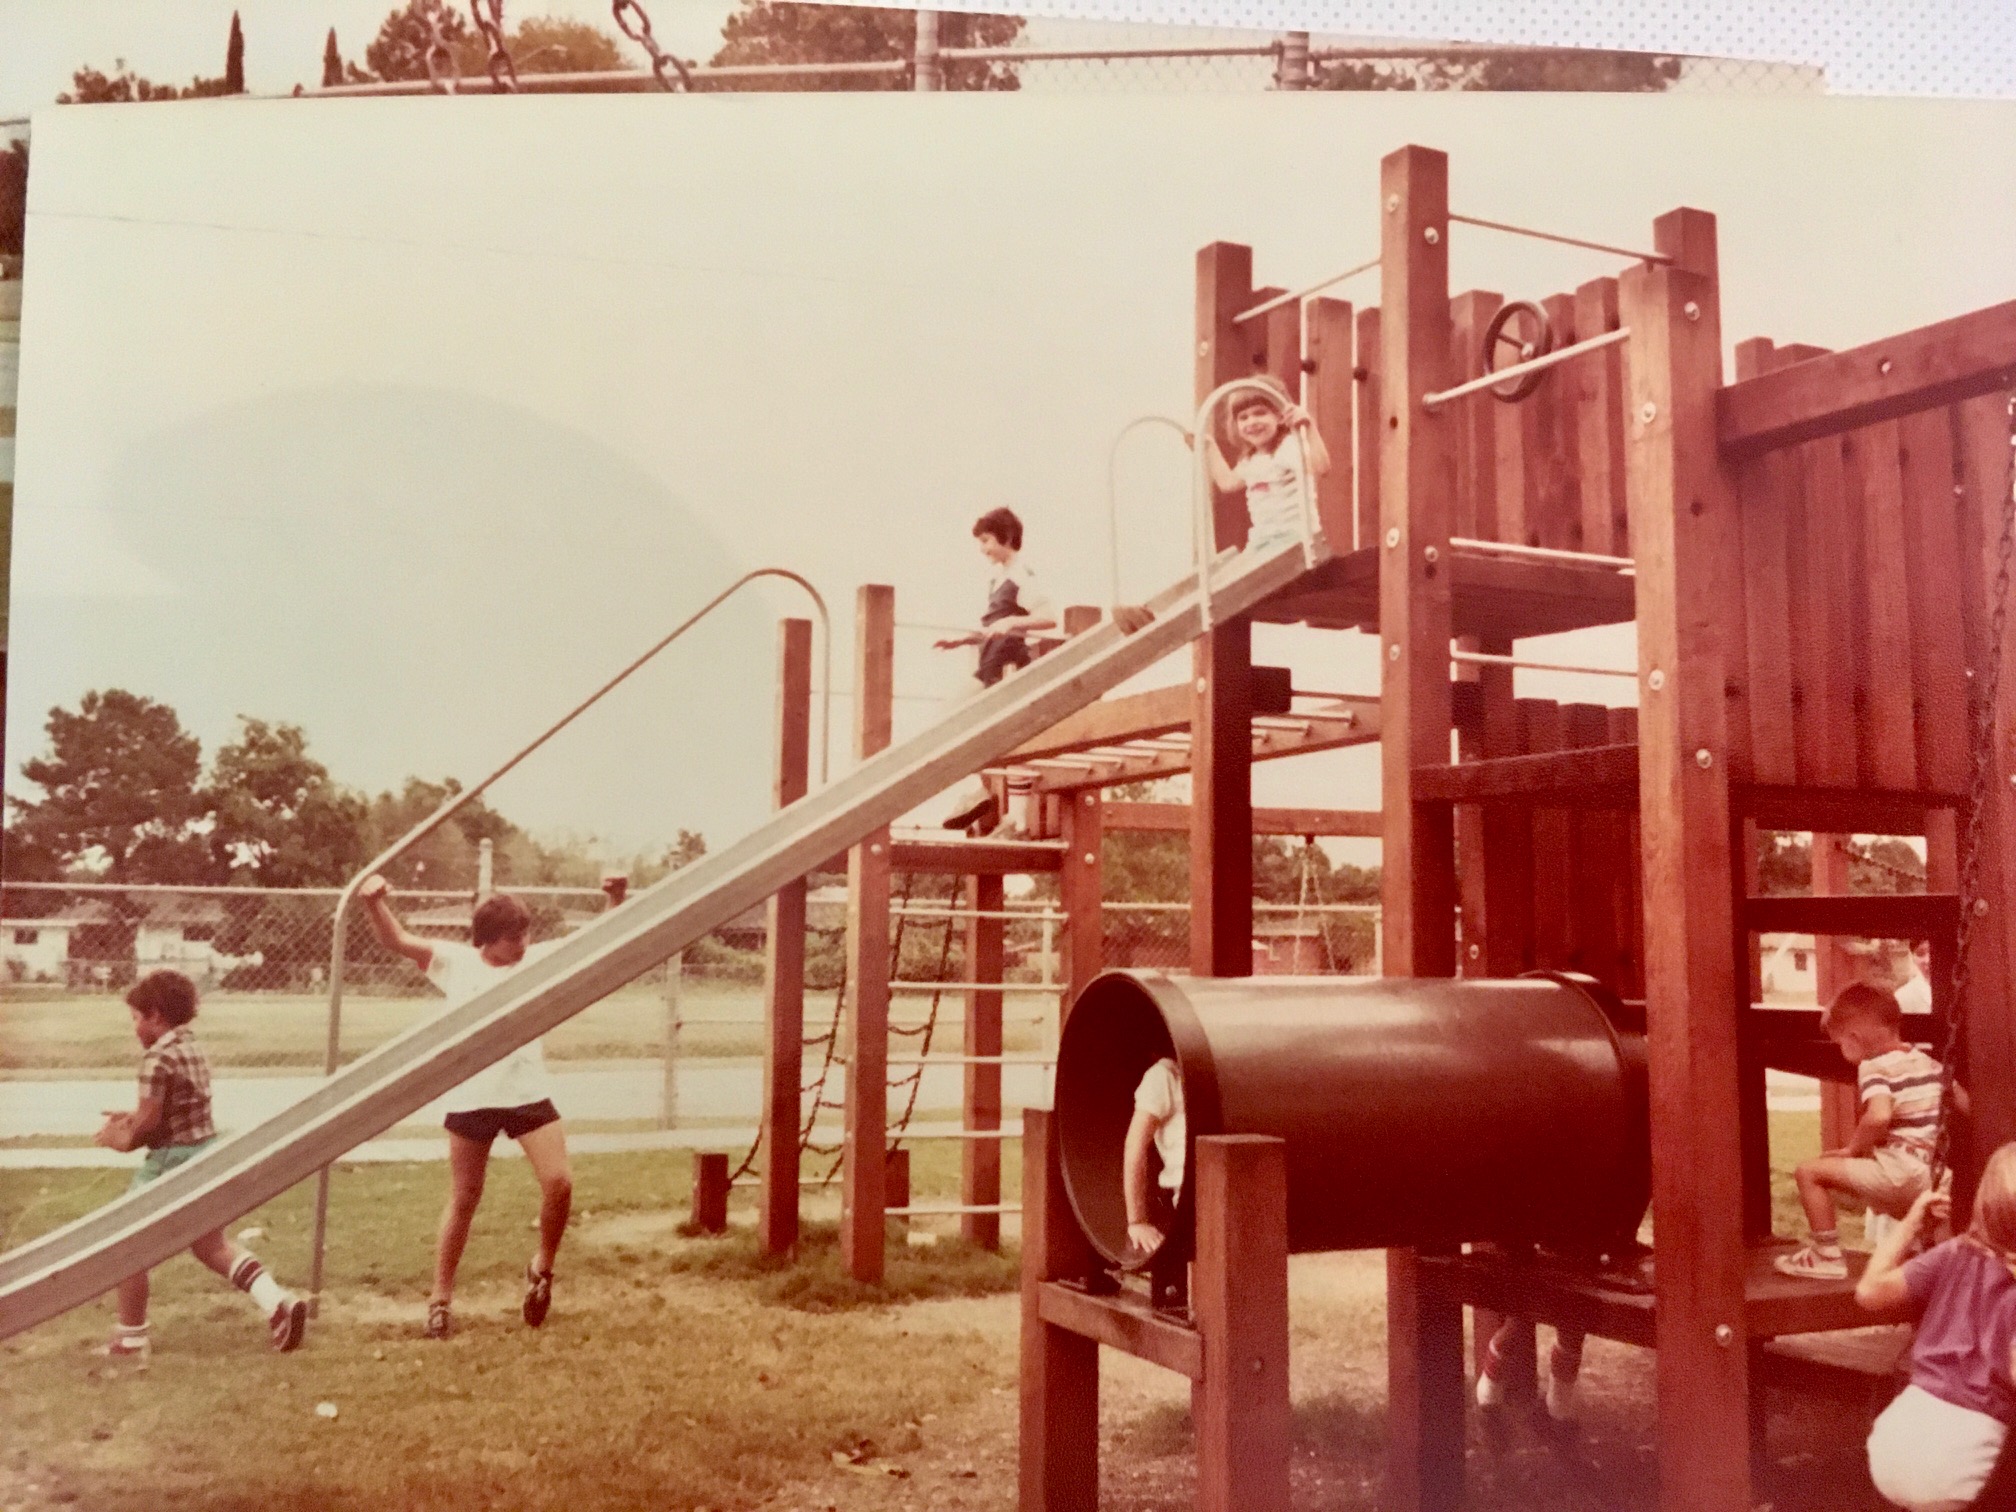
top-left (130, 1139), bottom-right (216, 1192)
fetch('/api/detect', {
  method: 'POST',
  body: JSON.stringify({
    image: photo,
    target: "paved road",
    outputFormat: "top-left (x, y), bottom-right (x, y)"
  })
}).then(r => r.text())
top-left (1, 1059), bottom-right (1055, 1143)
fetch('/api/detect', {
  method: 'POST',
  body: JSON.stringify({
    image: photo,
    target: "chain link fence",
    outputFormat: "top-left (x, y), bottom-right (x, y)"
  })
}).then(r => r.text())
top-left (0, 881), bottom-right (1378, 1142)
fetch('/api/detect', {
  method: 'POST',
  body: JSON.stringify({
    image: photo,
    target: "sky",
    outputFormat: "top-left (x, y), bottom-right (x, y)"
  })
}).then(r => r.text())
top-left (9, 91), bottom-right (2016, 866)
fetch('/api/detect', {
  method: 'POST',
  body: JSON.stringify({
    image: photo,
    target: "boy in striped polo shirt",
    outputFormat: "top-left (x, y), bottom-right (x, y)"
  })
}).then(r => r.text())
top-left (1777, 981), bottom-right (1945, 1281)
top-left (94, 970), bottom-right (308, 1357)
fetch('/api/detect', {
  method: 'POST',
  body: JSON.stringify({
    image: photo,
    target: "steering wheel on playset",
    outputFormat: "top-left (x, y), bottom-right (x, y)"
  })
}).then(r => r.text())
top-left (1480, 299), bottom-right (1556, 402)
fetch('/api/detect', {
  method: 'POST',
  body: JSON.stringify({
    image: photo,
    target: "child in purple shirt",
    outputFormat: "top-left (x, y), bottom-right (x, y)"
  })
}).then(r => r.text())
top-left (1857, 1143), bottom-right (2016, 1511)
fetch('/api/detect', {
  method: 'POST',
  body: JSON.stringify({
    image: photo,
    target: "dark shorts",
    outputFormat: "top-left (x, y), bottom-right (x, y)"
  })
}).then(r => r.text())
top-left (443, 1099), bottom-right (561, 1145)
top-left (976, 634), bottom-right (1032, 688)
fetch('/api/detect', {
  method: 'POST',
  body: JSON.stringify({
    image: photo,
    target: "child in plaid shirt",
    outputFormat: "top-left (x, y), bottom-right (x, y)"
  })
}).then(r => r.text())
top-left (94, 970), bottom-right (307, 1359)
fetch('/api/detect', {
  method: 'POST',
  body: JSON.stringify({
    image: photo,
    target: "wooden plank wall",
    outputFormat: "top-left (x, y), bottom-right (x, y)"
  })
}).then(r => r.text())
top-left (1725, 340), bottom-right (1975, 800)
top-left (1441, 277), bottom-right (1631, 556)
top-left (1463, 695), bottom-right (1643, 997)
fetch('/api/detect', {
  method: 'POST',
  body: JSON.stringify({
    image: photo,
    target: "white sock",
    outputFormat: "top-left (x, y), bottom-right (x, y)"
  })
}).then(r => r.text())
top-left (249, 1271), bottom-right (288, 1313)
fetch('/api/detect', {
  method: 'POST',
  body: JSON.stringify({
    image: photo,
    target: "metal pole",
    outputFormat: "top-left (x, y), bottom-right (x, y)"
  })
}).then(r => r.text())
top-left (1277, 31), bottom-right (1311, 90)
top-left (661, 950), bottom-right (684, 1130)
top-left (476, 838), bottom-right (494, 901)
top-left (913, 10), bottom-right (942, 92)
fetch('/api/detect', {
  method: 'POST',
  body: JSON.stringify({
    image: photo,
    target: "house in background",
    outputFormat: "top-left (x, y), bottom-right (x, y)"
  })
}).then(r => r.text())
top-left (134, 894), bottom-right (262, 985)
top-left (0, 899), bottom-right (116, 983)
top-left (1252, 916), bottom-right (1330, 976)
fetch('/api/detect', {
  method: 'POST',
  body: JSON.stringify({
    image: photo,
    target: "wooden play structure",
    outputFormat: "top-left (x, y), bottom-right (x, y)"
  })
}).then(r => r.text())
top-left (689, 590), bottom-right (1383, 1273)
top-left (1011, 142), bottom-right (2016, 1512)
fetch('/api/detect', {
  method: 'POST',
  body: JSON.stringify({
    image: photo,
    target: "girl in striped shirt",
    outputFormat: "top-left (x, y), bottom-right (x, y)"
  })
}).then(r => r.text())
top-left (1777, 981), bottom-right (1945, 1281)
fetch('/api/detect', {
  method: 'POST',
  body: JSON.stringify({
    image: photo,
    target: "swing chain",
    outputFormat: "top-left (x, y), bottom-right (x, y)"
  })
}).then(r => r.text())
top-left (1929, 391), bottom-right (2016, 1189)
top-left (612, 0), bottom-right (697, 92)
top-left (469, 0), bottom-right (519, 93)
top-left (423, 5), bottom-right (461, 94)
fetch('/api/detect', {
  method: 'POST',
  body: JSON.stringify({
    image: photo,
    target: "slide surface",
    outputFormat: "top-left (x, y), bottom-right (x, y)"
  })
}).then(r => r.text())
top-left (0, 543), bottom-right (1316, 1339)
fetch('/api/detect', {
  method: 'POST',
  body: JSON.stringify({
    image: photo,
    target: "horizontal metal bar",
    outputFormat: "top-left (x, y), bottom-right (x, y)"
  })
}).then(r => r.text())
top-left (1448, 212), bottom-right (1673, 267)
top-left (887, 1129), bottom-right (1022, 1142)
top-left (1422, 326), bottom-right (1633, 410)
top-left (884, 1203), bottom-right (1022, 1216)
top-left (889, 980), bottom-right (1067, 993)
top-left (890, 907), bottom-right (1069, 923)
top-left (1448, 537), bottom-right (1636, 571)
top-left (1232, 257), bottom-right (1380, 325)
top-left (885, 1054), bottom-right (1055, 1066)
top-left (1450, 649), bottom-right (1637, 679)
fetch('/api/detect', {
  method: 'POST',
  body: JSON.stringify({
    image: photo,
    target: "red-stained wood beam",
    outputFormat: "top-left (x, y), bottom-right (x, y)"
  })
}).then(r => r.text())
top-left (1378, 144), bottom-right (1465, 1512)
top-left (841, 584), bottom-right (894, 1285)
top-left (1058, 788), bottom-right (1103, 1008)
top-left (1018, 1108), bottom-right (1098, 1512)
top-left (757, 617), bottom-right (812, 1258)
top-left (1193, 1136), bottom-right (1290, 1512)
top-left (1036, 1283), bottom-right (1203, 1379)
top-left (1626, 209), bottom-right (1755, 1512)
top-left (1717, 300), bottom-right (2016, 460)
top-left (1191, 242), bottom-right (1263, 978)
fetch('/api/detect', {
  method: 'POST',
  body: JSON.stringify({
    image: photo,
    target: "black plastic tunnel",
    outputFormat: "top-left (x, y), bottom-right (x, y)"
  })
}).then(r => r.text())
top-left (1054, 970), bottom-right (1650, 1264)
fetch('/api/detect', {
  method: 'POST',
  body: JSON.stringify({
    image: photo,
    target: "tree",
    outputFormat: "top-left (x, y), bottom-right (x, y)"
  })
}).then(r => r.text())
top-left (58, 62), bottom-right (188, 104)
top-left (0, 139), bottom-right (24, 260)
top-left (363, 0), bottom-right (471, 83)
top-left (1316, 46), bottom-right (1680, 93)
top-left (205, 718), bottom-right (369, 887)
top-left (225, 12), bottom-right (246, 93)
top-left (9, 690), bottom-right (210, 880)
top-left (483, 17), bottom-right (627, 75)
top-left (361, 776), bottom-right (515, 890)
top-left (709, 2), bottom-right (1023, 91)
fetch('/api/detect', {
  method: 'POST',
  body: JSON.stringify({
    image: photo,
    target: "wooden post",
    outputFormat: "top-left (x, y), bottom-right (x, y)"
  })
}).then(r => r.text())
top-left (964, 872), bottom-right (1005, 1250)
top-left (842, 585), bottom-right (896, 1284)
top-left (690, 1151), bottom-right (729, 1235)
top-left (1812, 835), bottom-right (1861, 1151)
top-left (759, 617), bottom-right (813, 1256)
top-left (1060, 788), bottom-right (1104, 1009)
top-left (1019, 1107), bottom-right (1099, 1512)
top-left (1194, 1135), bottom-right (1290, 1512)
top-left (1191, 241), bottom-right (1259, 979)
top-left (1377, 145), bottom-right (1465, 1512)
top-left (886, 1147), bottom-right (911, 1231)
top-left (1623, 209), bottom-right (1754, 1512)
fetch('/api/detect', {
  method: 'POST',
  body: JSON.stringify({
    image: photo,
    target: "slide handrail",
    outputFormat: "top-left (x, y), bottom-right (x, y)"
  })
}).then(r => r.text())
top-left (307, 566), bottom-right (830, 1293)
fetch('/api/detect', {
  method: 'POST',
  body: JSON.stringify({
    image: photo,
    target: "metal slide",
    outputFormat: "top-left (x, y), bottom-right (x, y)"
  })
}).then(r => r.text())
top-left (0, 543), bottom-right (1315, 1339)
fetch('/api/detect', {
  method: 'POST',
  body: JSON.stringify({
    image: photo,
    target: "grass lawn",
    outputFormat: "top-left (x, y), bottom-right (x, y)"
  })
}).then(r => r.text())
top-left (0, 982), bottom-right (1057, 1073)
top-left (0, 1111), bottom-right (1893, 1512)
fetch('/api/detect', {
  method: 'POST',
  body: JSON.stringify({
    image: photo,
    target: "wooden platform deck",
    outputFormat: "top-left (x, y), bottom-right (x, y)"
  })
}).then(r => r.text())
top-left (1419, 1240), bottom-right (1870, 1349)
top-left (1253, 546), bottom-right (1637, 639)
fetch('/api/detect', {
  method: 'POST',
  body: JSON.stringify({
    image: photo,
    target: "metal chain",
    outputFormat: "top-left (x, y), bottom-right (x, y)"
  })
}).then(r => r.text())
top-left (469, 0), bottom-right (519, 93)
top-left (424, 5), bottom-right (460, 94)
top-left (611, 0), bottom-right (696, 92)
top-left (1929, 390), bottom-right (2016, 1189)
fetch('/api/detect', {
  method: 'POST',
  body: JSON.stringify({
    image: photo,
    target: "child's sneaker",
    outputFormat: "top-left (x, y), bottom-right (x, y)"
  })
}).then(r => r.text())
top-left (1773, 1244), bottom-right (1848, 1281)
top-left (425, 1300), bottom-right (453, 1340)
top-left (522, 1265), bottom-right (553, 1329)
top-left (101, 1326), bottom-right (150, 1364)
top-left (267, 1295), bottom-right (308, 1352)
top-left (1475, 1370), bottom-right (1505, 1410)
top-left (1544, 1369), bottom-right (1580, 1422)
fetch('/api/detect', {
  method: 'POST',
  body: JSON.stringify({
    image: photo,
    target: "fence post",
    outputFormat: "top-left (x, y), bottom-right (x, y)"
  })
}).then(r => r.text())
top-left (1276, 31), bottom-right (1311, 90)
top-left (912, 10), bottom-right (941, 92)
top-left (660, 950), bottom-right (684, 1131)
top-left (475, 838), bottom-right (493, 901)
